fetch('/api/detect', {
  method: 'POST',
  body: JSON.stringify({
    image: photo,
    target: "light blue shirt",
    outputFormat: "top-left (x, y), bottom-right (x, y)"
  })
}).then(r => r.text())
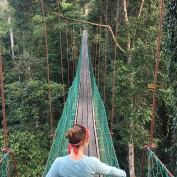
top-left (46, 155), bottom-right (126, 177)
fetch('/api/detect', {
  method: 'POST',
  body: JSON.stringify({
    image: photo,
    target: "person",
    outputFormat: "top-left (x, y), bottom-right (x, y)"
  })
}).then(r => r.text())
top-left (46, 124), bottom-right (126, 177)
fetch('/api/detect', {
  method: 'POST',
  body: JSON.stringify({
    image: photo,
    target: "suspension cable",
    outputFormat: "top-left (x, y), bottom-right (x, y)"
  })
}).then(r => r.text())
top-left (72, 29), bottom-right (75, 78)
top-left (90, 42), bottom-right (93, 70)
top-left (0, 49), bottom-right (7, 148)
top-left (103, 0), bottom-right (108, 103)
top-left (93, 40), bottom-right (95, 75)
top-left (57, 0), bottom-right (65, 104)
top-left (70, 30), bottom-right (74, 81)
top-left (150, 0), bottom-right (164, 145)
top-left (95, 28), bottom-right (98, 78)
top-left (98, 16), bottom-right (102, 88)
top-left (140, 1), bottom-right (165, 176)
top-left (66, 20), bottom-right (70, 89)
top-left (0, 50), bottom-right (19, 177)
top-left (41, 0), bottom-right (54, 137)
top-left (111, 0), bottom-right (119, 133)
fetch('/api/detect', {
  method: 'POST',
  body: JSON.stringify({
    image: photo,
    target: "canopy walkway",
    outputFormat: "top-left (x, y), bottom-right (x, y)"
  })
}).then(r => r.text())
top-left (0, 30), bottom-right (174, 177)
top-left (42, 30), bottom-right (119, 176)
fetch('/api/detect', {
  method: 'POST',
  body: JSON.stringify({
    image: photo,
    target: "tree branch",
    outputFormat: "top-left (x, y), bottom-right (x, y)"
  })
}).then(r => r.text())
top-left (56, 14), bottom-right (125, 53)
top-left (123, 0), bottom-right (128, 23)
top-left (132, 0), bottom-right (144, 50)
top-left (123, 0), bottom-right (130, 50)
top-left (0, 1), bottom-right (5, 7)
top-left (138, 0), bottom-right (145, 17)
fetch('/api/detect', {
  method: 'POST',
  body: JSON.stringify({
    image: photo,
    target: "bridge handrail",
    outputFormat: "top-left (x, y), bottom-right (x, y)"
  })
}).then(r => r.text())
top-left (42, 35), bottom-right (83, 176)
top-left (144, 147), bottom-right (174, 177)
top-left (87, 35), bottom-right (119, 169)
top-left (0, 151), bottom-right (10, 177)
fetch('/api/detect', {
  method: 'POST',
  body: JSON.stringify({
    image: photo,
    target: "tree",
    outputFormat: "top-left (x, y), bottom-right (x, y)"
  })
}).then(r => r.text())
top-left (87, 0), bottom-right (170, 175)
top-left (0, 0), bottom-right (14, 62)
top-left (1, 1), bottom-right (87, 176)
top-left (3, 55), bottom-right (64, 176)
top-left (163, 0), bottom-right (177, 175)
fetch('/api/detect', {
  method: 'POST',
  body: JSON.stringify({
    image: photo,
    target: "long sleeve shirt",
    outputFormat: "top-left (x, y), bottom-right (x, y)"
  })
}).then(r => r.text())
top-left (46, 155), bottom-right (126, 177)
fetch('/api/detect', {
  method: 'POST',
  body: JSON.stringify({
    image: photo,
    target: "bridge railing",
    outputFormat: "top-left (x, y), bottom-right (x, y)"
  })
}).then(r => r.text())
top-left (140, 147), bottom-right (174, 177)
top-left (0, 149), bottom-right (18, 177)
top-left (87, 36), bottom-right (119, 169)
top-left (0, 151), bottom-right (10, 177)
top-left (42, 35), bottom-right (83, 176)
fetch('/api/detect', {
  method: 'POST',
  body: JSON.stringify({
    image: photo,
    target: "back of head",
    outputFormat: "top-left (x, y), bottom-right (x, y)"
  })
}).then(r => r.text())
top-left (65, 124), bottom-right (86, 145)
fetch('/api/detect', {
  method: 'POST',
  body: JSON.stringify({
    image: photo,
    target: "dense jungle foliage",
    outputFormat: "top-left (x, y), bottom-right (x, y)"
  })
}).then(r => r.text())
top-left (0, 0), bottom-right (177, 176)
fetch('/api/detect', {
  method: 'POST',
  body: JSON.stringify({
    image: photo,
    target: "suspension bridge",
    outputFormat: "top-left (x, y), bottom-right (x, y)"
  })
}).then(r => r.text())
top-left (0, 30), bottom-right (174, 177)
top-left (0, 0), bottom-right (175, 176)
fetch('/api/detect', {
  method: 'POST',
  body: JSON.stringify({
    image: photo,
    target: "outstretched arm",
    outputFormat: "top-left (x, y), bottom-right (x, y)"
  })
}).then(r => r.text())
top-left (91, 157), bottom-right (126, 177)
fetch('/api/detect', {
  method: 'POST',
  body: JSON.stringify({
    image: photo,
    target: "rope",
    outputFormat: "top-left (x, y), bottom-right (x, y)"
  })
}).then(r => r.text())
top-left (88, 34), bottom-right (120, 168)
top-left (42, 32), bottom-right (83, 177)
top-left (43, 31), bottom-right (120, 175)
top-left (66, 20), bottom-right (70, 88)
top-left (93, 36), bottom-right (95, 76)
top-left (0, 49), bottom-right (7, 148)
top-left (91, 43), bottom-right (93, 73)
top-left (140, 1), bottom-right (165, 176)
top-left (41, 0), bottom-right (54, 137)
top-left (72, 29), bottom-right (75, 79)
top-left (103, 0), bottom-right (108, 103)
top-left (70, 30), bottom-right (73, 81)
top-left (150, 0), bottom-right (164, 145)
top-left (97, 16), bottom-right (102, 88)
top-left (95, 28), bottom-right (98, 78)
top-left (148, 148), bottom-right (174, 177)
top-left (140, 146), bottom-right (174, 177)
top-left (0, 50), bottom-right (18, 177)
top-left (111, 0), bottom-right (119, 133)
top-left (57, 0), bottom-right (65, 104)
top-left (140, 144), bottom-right (156, 177)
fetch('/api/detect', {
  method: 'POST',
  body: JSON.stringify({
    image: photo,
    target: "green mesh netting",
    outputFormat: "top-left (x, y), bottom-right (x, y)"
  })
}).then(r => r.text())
top-left (0, 151), bottom-right (10, 177)
top-left (144, 148), bottom-right (174, 177)
top-left (87, 38), bottom-right (119, 169)
top-left (43, 32), bottom-right (119, 176)
top-left (42, 36), bottom-right (83, 176)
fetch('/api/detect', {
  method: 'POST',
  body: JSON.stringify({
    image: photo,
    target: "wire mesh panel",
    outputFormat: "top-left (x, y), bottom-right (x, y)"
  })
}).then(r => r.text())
top-left (0, 151), bottom-right (10, 177)
top-left (42, 36), bottom-right (83, 176)
top-left (144, 148), bottom-right (174, 177)
top-left (87, 34), bottom-right (119, 170)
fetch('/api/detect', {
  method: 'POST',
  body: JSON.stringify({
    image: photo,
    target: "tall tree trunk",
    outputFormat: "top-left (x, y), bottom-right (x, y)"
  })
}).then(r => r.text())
top-left (83, 6), bottom-right (88, 16)
top-left (123, 1), bottom-right (135, 176)
top-left (123, 0), bottom-right (130, 50)
top-left (128, 143), bottom-right (135, 177)
top-left (1, 1), bottom-right (15, 62)
top-left (8, 17), bottom-right (15, 62)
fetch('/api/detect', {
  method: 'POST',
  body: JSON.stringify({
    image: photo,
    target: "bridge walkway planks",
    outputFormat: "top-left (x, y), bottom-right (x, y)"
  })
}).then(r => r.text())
top-left (75, 31), bottom-right (101, 177)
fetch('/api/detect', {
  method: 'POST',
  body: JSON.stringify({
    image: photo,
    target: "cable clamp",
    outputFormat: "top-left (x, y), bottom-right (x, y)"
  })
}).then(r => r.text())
top-left (50, 134), bottom-right (55, 137)
top-left (143, 144), bottom-right (156, 150)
